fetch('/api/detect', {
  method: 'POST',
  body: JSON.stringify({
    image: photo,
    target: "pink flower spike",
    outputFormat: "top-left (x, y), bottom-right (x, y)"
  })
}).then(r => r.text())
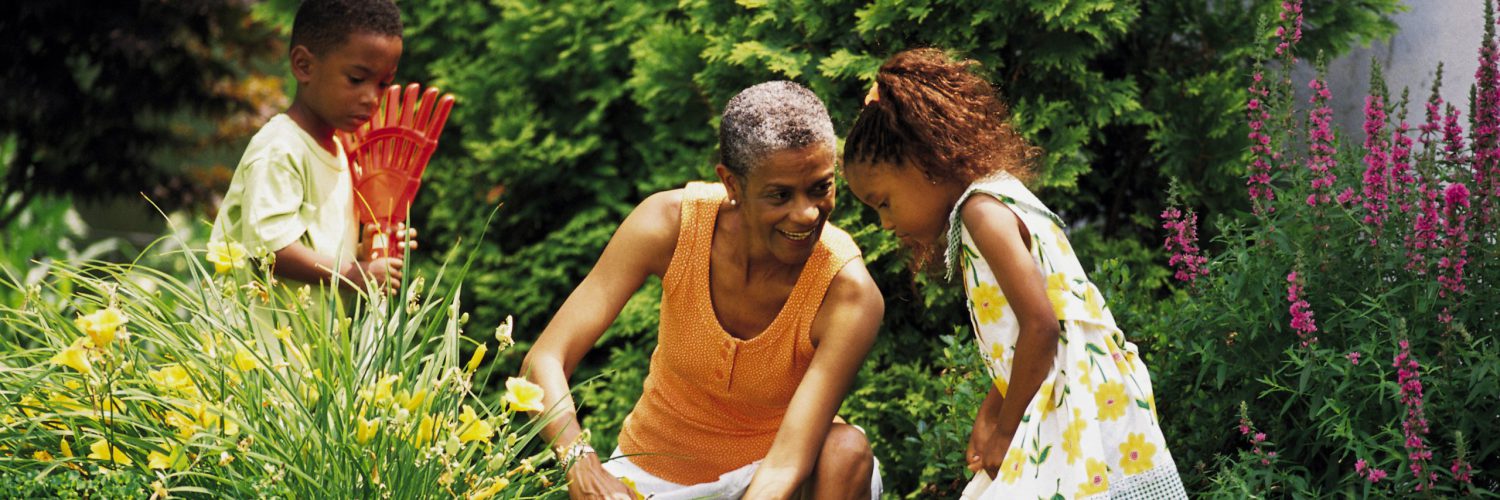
top-left (1347, 352), bottom-right (1361, 365)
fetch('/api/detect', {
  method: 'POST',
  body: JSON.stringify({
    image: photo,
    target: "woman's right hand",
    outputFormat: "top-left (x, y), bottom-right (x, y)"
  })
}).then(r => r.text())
top-left (566, 454), bottom-right (636, 500)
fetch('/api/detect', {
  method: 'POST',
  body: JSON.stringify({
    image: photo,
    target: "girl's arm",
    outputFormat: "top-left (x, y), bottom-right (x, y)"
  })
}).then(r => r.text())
top-left (960, 194), bottom-right (1062, 475)
top-left (521, 190), bottom-right (682, 499)
top-left (743, 261), bottom-right (883, 498)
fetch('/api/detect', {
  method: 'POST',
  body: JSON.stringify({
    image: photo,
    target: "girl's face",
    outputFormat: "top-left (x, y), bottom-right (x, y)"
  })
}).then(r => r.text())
top-left (722, 144), bottom-right (837, 266)
top-left (845, 160), bottom-right (964, 252)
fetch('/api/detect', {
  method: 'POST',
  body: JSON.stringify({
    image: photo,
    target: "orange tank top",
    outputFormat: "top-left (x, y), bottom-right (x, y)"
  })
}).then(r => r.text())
top-left (616, 182), bottom-right (861, 484)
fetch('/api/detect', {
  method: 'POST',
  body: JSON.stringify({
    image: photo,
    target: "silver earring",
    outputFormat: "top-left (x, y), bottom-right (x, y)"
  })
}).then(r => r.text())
top-left (729, 199), bottom-right (738, 206)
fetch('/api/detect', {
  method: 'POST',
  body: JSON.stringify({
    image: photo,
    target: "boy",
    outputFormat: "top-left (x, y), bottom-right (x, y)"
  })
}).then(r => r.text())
top-left (212, 0), bottom-right (405, 293)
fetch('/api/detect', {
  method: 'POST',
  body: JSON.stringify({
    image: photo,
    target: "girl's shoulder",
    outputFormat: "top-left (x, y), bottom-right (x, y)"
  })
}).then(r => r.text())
top-left (944, 175), bottom-right (1067, 277)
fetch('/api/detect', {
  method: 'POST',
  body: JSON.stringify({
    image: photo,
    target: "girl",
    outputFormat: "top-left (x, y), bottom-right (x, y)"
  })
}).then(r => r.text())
top-left (842, 48), bottom-right (1186, 499)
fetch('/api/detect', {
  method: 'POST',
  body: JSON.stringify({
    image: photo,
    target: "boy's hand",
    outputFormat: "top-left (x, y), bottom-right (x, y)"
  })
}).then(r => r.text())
top-left (360, 223), bottom-right (420, 259)
top-left (344, 257), bottom-right (403, 293)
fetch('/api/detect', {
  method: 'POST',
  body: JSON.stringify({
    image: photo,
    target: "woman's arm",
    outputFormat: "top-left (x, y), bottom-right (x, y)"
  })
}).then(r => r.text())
top-left (959, 194), bottom-right (1062, 476)
top-left (521, 190), bottom-right (682, 498)
top-left (743, 260), bottom-right (883, 498)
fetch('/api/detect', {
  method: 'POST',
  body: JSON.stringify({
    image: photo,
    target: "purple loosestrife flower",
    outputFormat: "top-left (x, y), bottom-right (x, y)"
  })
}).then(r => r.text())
top-left (1444, 103), bottom-right (1469, 166)
top-left (1363, 94), bottom-right (1393, 240)
top-left (1472, 7), bottom-right (1500, 227)
top-left (1391, 120), bottom-right (1417, 210)
top-left (1275, 1), bottom-right (1304, 60)
top-left (1306, 77), bottom-right (1338, 207)
top-left (1248, 71), bottom-right (1276, 214)
top-left (1438, 183), bottom-right (1472, 323)
top-left (1394, 340), bottom-right (1436, 491)
top-left (1347, 351), bottom-right (1361, 365)
top-left (1356, 459), bottom-right (1389, 483)
top-left (1161, 206), bottom-right (1209, 284)
top-left (1285, 272), bottom-right (1318, 347)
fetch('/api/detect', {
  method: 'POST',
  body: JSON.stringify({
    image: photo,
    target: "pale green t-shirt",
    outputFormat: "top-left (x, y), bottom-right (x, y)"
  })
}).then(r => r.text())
top-left (211, 114), bottom-right (358, 271)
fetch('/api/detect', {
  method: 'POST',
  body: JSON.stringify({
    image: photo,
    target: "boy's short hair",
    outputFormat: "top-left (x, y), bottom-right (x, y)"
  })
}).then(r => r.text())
top-left (290, 0), bottom-right (403, 55)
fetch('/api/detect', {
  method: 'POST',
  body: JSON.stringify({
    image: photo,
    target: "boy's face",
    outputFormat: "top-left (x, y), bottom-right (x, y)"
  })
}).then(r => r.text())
top-left (292, 32), bottom-right (403, 132)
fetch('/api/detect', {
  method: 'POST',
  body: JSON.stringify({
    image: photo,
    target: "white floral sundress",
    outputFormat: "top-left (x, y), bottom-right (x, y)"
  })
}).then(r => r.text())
top-left (948, 176), bottom-right (1187, 500)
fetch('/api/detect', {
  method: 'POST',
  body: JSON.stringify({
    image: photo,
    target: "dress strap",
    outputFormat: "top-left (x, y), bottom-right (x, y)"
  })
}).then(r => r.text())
top-left (943, 175), bottom-right (1065, 280)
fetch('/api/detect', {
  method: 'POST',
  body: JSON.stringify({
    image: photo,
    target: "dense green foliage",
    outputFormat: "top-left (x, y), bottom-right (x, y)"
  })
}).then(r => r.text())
top-left (0, 1), bottom-right (287, 226)
top-left (392, 0), bottom-right (1403, 495)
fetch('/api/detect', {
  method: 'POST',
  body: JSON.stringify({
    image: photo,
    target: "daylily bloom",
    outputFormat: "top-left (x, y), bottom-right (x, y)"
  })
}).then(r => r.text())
top-left (50, 337), bottom-right (93, 374)
top-left (75, 306), bottom-right (128, 347)
top-left (456, 405), bottom-right (494, 444)
top-left (503, 377), bottom-right (545, 413)
top-left (206, 241), bottom-right (248, 274)
top-left (88, 439), bottom-right (132, 466)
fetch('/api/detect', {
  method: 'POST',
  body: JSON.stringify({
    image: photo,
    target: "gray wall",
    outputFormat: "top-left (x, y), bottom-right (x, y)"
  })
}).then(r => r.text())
top-left (1295, 1), bottom-right (1483, 142)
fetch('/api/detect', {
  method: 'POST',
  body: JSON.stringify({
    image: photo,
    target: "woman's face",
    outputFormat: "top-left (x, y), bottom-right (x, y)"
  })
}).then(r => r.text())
top-left (725, 143), bottom-right (837, 266)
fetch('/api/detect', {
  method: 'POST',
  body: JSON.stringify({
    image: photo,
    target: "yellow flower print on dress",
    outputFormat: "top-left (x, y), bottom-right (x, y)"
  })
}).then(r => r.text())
top-left (999, 447), bottom-right (1025, 484)
top-left (1062, 408), bottom-right (1087, 464)
top-left (1118, 433), bottom-right (1157, 475)
top-left (1035, 381), bottom-right (1057, 419)
top-left (1095, 381), bottom-right (1127, 421)
top-left (971, 282), bottom-right (1007, 324)
top-left (1077, 458), bottom-right (1110, 496)
top-left (1074, 360), bottom-right (1093, 389)
top-left (1083, 285), bottom-right (1104, 320)
top-left (1051, 224), bottom-right (1074, 257)
top-left (992, 375), bottom-right (1009, 398)
top-left (1045, 273), bottom-right (1071, 317)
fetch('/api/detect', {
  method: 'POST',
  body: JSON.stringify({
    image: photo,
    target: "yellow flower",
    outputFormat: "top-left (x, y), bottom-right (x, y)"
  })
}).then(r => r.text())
top-left (413, 414), bottom-right (445, 446)
top-left (1118, 433), bottom-right (1157, 475)
top-left (998, 447), bottom-right (1025, 484)
top-left (147, 450), bottom-right (172, 470)
top-left (1147, 393), bottom-right (1158, 420)
top-left (398, 389), bottom-right (427, 413)
top-left (372, 374), bottom-right (400, 406)
top-left (467, 478), bottom-right (509, 500)
top-left (60, 438), bottom-right (73, 458)
top-left (1077, 458), bottom-right (1110, 496)
top-left (466, 343), bottom-right (488, 374)
top-left (232, 346), bottom-right (258, 372)
top-left (1095, 381), bottom-right (1127, 421)
top-left (165, 411), bottom-right (198, 439)
top-left (75, 306), bottom-right (129, 347)
top-left (149, 364), bottom-right (196, 395)
top-left (273, 325), bottom-right (292, 341)
top-left (151, 480), bottom-right (169, 499)
top-left (502, 377), bottom-right (545, 413)
top-left (1045, 273), bottom-right (1071, 317)
top-left (356, 417), bottom-right (381, 445)
top-left (988, 342), bottom-right (1007, 366)
top-left (456, 406), bottom-right (494, 444)
top-left (51, 337), bottom-right (93, 374)
top-left (618, 476), bottom-right (646, 500)
top-left (970, 282), bottom-right (1007, 324)
top-left (88, 439), bottom-right (132, 466)
top-left (33, 450), bottom-right (53, 461)
top-left (206, 241), bottom-right (248, 274)
top-left (1062, 408), bottom-right (1087, 464)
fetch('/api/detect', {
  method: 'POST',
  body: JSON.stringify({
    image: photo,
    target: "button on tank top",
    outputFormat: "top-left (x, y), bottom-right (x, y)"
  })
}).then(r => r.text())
top-left (616, 182), bottom-right (861, 484)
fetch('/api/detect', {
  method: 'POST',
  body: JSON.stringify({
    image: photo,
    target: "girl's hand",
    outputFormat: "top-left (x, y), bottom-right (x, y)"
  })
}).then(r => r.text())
top-left (565, 454), bottom-right (635, 500)
top-left (978, 432), bottom-right (1012, 478)
top-left (966, 413), bottom-right (1010, 477)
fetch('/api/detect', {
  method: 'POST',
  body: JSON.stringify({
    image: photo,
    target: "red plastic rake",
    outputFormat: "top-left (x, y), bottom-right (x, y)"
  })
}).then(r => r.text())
top-left (340, 83), bottom-right (455, 259)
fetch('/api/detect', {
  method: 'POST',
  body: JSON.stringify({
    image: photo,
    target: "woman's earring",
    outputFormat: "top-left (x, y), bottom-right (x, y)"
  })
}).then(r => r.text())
top-left (729, 199), bottom-right (738, 206)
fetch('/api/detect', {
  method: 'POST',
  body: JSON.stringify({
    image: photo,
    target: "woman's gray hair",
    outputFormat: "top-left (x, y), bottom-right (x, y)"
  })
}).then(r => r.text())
top-left (718, 81), bottom-right (837, 178)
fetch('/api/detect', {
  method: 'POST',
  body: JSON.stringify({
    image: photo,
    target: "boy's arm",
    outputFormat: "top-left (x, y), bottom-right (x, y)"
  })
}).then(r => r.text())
top-left (272, 241), bottom-right (402, 292)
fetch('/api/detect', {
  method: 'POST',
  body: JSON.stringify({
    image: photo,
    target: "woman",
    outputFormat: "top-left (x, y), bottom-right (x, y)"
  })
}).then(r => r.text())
top-left (523, 81), bottom-right (884, 499)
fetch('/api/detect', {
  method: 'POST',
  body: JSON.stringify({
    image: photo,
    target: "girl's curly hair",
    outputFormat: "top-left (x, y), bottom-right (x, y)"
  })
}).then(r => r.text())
top-left (844, 48), bottom-right (1039, 184)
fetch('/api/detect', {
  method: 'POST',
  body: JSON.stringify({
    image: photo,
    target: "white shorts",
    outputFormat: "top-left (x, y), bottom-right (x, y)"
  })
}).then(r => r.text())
top-left (600, 448), bottom-right (883, 499)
